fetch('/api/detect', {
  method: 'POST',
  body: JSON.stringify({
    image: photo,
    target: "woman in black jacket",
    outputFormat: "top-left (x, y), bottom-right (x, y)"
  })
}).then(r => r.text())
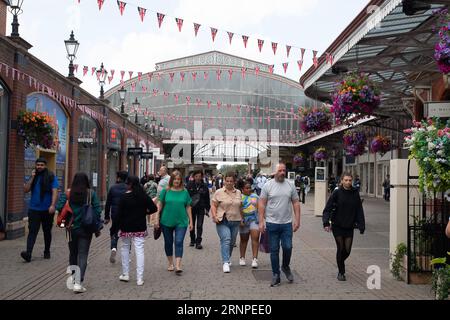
top-left (113, 176), bottom-right (157, 286)
top-left (322, 172), bottom-right (365, 281)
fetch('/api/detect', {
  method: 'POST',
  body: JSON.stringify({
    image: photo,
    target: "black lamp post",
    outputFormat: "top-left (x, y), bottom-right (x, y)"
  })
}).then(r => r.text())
top-left (64, 31), bottom-right (79, 78)
top-left (8, 0), bottom-right (23, 38)
top-left (133, 98), bottom-right (140, 125)
top-left (96, 62), bottom-right (108, 100)
top-left (150, 116), bottom-right (156, 135)
top-left (158, 122), bottom-right (163, 138)
top-left (118, 86), bottom-right (127, 117)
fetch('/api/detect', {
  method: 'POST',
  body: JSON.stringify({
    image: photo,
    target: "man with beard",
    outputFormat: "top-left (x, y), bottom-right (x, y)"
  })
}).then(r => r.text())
top-left (21, 158), bottom-right (59, 262)
top-left (186, 170), bottom-right (210, 249)
top-left (258, 163), bottom-right (301, 287)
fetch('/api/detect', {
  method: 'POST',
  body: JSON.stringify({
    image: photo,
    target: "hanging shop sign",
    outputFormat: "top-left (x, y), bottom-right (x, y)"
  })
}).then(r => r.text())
top-left (140, 152), bottom-right (153, 159)
top-left (127, 147), bottom-right (143, 156)
top-left (424, 101), bottom-right (450, 118)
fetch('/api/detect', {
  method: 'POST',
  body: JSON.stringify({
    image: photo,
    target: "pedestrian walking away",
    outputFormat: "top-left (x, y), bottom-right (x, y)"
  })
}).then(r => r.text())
top-left (382, 174), bottom-right (391, 202)
top-left (21, 157), bottom-right (59, 262)
top-left (112, 176), bottom-right (157, 286)
top-left (259, 163), bottom-right (301, 287)
top-left (187, 170), bottom-right (210, 249)
top-left (55, 172), bottom-right (102, 293)
top-left (211, 172), bottom-right (242, 273)
top-left (237, 179), bottom-right (260, 269)
top-left (322, 172), bottom-right (365, 281)
top-left (144, 174), bottom-right (158, 225)
top-left (155, 171), bottom-right (193, 274)
top-left (104, 171), bottom-right (128, 263)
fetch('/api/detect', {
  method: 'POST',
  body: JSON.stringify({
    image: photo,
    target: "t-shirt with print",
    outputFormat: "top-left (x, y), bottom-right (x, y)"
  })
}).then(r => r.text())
top-left (260, 179), bottom-right (299, 224)
top-left (159, 189), bottom-right (192, 228)
top-left (242, 193), bottom-right (259, 224)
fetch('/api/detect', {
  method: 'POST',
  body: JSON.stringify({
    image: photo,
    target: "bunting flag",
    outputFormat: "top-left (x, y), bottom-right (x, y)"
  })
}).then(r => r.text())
top-left (255, 67), bottom-right (260, 77)
top-left (169, 72), bottom-right (175, 82)
top-left (282, 62), bottom-right (288, 74)
top-left (313, 50), bottom-right (318, 68)
top-left (174, 94), bottom-right (179, 103)
top-left (272, 42), bottom-right (278, 55)
top-left (137, 72), bottom-right (142, 81)
top-left (91, 67), bottom-right (96, 76)
top-left (192, 71), bottom-right (197, 81)
top-left (186, 96), bottom-right (191, 105)
top-left (207, 100), bottom-right (211, 109)
top-left (196, 98), bottom-right (201, 106)
top-left (97, 0), bottom-right (105, 11)
top-left (120, 70), bottom-right (125, 80)
top-left (228, 69), bottom-right (233, 80)
top-left (326, 52), bottom-right (334, 65)
top-left (147, 73), bottom-right (152, 82)
top-left (108, 75), bottom-right (113, 84)
top-left (257, 39), bottom-right (264, 52)
top-left (227, 31), bottom-right (234, 45)
top-left (117, 1), bottom-right (126, 15)
top-left (157, 13), bottom-right (165, 28)
top-left (128, 71), bottom-right (133, 79)
top-left (268, 65), bottom-right (274, 74)
top-left (153, 89), bottom-right (158, 96)
top-left (194, 23), bottom-right (201, 36)
top-left (83, 66), bottom-right (88, 76)
top-left (138, 7), bottom-right (146, 22)
top-left (216, 70), bottom-right (221, 80)
top-left (242, 35), bottom-right (249, 48)
top-left (301, 48), bottom-right (306, 60)
top-left (210, 27), bottom-right (218, 42)
top-left (163, 91), bottom-right (169, 100)
top-left (110, 69), bottom-right (115, 78)
top-left (176, 18), bottom-right (184, 32)
top-left (286, 45), bottom-right (291, 58)
top-left (180, 72), bottom-right (185, 82)
top-left (217, 101), bottom-right (222, 110)
top-left (204, 71), bottom-right (209, 80)
top-left (74, 64), bottom-right (79, 73)
top-left (241, 67), bottom-right (247, 79)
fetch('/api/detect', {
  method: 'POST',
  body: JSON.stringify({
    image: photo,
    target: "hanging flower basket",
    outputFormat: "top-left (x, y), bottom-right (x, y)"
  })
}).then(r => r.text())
top-left (299, 106), bottom-right (332, 133)
top-left (433, 8), bottom-right (450, 74)
top-left (370, 135), bottom-right (391, 155)
top-left (332, 72), bottom-right (381, 124)
top-left (17, 110), bottom-right (55, 150)
top-left (313, 147), bottom-right (328, 161)
top-left (404, 118), bottom-right (450, 193)
top-left (293, 152), bottom-right (306, 165)
top-left (343, 130), bottom-right (367, 157)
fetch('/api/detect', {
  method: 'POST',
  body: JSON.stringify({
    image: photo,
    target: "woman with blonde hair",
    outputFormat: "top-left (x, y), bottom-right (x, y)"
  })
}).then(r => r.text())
top-left (155, 170), bottom-right (193, 274)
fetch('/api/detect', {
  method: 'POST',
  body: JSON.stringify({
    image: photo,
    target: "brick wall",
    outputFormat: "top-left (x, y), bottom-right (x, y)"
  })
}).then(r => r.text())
top-left (0, 1), bottom-right (7, 37)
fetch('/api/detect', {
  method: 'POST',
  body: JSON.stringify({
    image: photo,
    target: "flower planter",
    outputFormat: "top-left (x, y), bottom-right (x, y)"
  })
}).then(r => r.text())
top-left (300, 107), bottom-right (332, 133)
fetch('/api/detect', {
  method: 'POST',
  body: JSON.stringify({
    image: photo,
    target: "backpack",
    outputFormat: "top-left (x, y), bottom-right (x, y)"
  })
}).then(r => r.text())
top-left (81, 190), bottom-right (103, 234)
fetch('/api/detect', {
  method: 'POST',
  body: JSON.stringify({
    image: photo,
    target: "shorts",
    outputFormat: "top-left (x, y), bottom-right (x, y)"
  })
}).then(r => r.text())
top-left (239, 221), bottom-right (259, 234)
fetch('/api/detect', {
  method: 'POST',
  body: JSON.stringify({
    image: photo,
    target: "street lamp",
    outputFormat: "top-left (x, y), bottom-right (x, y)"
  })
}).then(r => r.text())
top-left (133, 98), bottom-right (140, 125)
top-left (8, 0), bottom-right (24, 38)
top-left (150, 116), bottom-right (156, 134)
top-left (96, 62), bottom-right (108, 100)
top-left (118, 86), bottom-right (127, 117)
top-left (64, 31), bottom-right (79, 78)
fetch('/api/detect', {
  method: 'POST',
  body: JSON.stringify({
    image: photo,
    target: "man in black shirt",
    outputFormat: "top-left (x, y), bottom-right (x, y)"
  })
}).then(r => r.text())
top-left (187, 170), bottom-right (211, 249)
top-left (104, 171), bottom-right (128, 263)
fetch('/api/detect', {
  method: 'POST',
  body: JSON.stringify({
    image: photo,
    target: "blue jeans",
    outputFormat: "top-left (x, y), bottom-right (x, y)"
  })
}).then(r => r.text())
top-left (161, 225), bottom-right (187, 258)
top-left (266, 222), bottom-right (293, 275)
top-left (216, 220), bottom-right (240, 263)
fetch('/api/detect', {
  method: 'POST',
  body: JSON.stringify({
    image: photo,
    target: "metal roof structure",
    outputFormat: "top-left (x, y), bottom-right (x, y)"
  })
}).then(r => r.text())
top-left (300, 0), bottom-right (449, 119)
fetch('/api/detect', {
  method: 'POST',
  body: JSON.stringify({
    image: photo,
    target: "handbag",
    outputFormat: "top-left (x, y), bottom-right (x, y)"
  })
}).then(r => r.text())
top-left (154, 189), bottom-right (166, 240)
top-left (259, 232), bottom-right (270, 253)
top-left (56, 191), bottom-right (74, 229)
top-left (81, 190), bottom-right (103, 234)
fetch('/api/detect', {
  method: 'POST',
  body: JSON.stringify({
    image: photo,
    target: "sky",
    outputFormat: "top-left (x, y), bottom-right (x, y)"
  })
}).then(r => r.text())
top-left (6, 0), bottom-right (370, 98)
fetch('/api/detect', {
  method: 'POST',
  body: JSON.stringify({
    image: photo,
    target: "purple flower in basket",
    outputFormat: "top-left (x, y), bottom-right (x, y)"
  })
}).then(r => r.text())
top-left (300, 107), bottom-right (332, 133)
top-left (293, 152), bottom-right (306, 165)
top-left (433, 8), bottom-right (450, 74)
top-left (370, 135), bottom-right (391, 154)
top-left (343, 130), bottom-right (367, 157)
top-left (313, 147), bottom-right (328, 161)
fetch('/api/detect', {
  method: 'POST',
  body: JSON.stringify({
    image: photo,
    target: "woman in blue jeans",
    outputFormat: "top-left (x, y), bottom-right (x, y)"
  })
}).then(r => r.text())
top-left (155, 171), bottom-right (193, 274)
top-left (211, 172), bottom-right (242, 273)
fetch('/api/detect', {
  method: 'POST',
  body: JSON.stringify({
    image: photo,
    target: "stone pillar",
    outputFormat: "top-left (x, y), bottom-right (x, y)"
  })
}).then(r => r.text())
top-left (389, 158), bottom-right (419, 262)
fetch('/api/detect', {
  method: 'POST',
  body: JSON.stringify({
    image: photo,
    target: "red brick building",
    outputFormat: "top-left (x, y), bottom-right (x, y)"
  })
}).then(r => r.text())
top-left (0, 1), bottom-right (162, 239)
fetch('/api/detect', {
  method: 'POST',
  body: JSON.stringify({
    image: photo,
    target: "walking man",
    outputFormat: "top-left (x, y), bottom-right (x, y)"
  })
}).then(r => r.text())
top-left (187, 170), bottom-right (211, 249)
top-left (382, 174), bottom-right (390, 201)
top-left (104, 170), bottom-right (128, 263)
top-left (259, 163), bottom-right (301, 287)
top-left (21, 158), bottom-right (59, 262)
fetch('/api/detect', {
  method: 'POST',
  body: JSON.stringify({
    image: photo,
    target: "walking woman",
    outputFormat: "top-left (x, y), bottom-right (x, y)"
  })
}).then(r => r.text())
top-left (237, 179), bottom-right (260, 268)
top-left (113, 176), bottom-right (157, 286)
top-left (56, 173), bottom-right (102, 293)
top-left (322, 172), bottom-right (365, 281)
top-left (211, 172), bottom-right (242, 273)
top-left (154, 170), bottom-right (193, 274)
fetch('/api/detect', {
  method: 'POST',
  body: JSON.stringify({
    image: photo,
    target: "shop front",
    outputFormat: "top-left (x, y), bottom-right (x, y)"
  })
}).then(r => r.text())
top-left (0, 80), bottom-right (9, 231)
top-left (139, 140), bottom-right (147, 178)
top-left (106, 126), bottom-right (122, 191)
top-left (24, 93), bottom-right (68, 212)
top-left (77, 115), bottom-right (100, 194)
top-left (126, 138), bottom-right (136, 175)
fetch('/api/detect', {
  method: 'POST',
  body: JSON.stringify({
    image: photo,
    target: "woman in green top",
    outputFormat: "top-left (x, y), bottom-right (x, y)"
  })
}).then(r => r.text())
top-left (155, 170), bottom-right (193, 274)
top-left (56, 172), bottom-right (102, 293)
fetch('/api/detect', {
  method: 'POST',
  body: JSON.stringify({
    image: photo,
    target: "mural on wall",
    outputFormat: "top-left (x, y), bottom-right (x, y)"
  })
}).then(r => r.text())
top-left (24, 94), bottom-right (68, 211)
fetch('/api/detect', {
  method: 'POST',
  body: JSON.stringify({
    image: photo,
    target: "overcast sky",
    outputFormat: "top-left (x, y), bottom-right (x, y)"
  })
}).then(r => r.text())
top-left (7, 0), bottom-right (369, 97)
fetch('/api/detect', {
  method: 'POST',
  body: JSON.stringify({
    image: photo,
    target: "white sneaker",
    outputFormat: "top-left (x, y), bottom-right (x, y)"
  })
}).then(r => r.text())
top-left (119, 274), bottom-right (130, 282)
top-left (110, 248), bottom-right (116, 263)
top-left (66, 275), bottom-right (75, 290)
top-left (223, 263), bottom-right (230, 273)
top-left (73, 283), bottom-right (86, 293)
top-left (137, 279), bottom-right (144, 286)
top-left (239, 257), bottom-right (246, 266)
top-left (251, 258), bottom-right (258, 268)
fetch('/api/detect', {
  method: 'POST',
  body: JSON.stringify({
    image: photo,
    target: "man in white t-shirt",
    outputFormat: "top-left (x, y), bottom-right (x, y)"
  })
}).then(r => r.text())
top-left (259, 163), bottom-right (301, 287)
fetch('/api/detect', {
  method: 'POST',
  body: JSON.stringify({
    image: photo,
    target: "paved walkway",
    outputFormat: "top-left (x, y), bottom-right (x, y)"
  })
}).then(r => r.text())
top-left (0, 194), bottom-right (433, 300)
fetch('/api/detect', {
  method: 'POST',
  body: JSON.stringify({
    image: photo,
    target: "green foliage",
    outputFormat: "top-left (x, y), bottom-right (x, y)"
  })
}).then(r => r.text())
top-left (218, 164), bottom-right (249, 177)
top-left (431, 256), bottom-right (450, 300)
top-left (391, 243), bottom-right (407, 280)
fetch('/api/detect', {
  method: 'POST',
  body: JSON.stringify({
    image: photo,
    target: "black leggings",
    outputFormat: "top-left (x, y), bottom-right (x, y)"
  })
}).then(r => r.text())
top-left (332, 226), bottom-right (354, 275)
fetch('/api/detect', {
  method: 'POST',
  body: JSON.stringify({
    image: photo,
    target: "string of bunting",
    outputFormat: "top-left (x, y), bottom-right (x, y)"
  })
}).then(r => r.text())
top-left (75, 0), bottom-right (334, 69)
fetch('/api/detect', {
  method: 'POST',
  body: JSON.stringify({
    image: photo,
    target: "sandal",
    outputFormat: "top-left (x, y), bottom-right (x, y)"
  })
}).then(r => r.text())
top-left (175, 268), bottom-right (183, 274)
top-left (167, 265), bottom-right (174, 272)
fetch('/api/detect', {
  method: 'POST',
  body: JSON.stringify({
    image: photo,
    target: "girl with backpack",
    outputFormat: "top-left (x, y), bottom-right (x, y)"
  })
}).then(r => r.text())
top-left (56, 172), bottom-right (102, 293)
